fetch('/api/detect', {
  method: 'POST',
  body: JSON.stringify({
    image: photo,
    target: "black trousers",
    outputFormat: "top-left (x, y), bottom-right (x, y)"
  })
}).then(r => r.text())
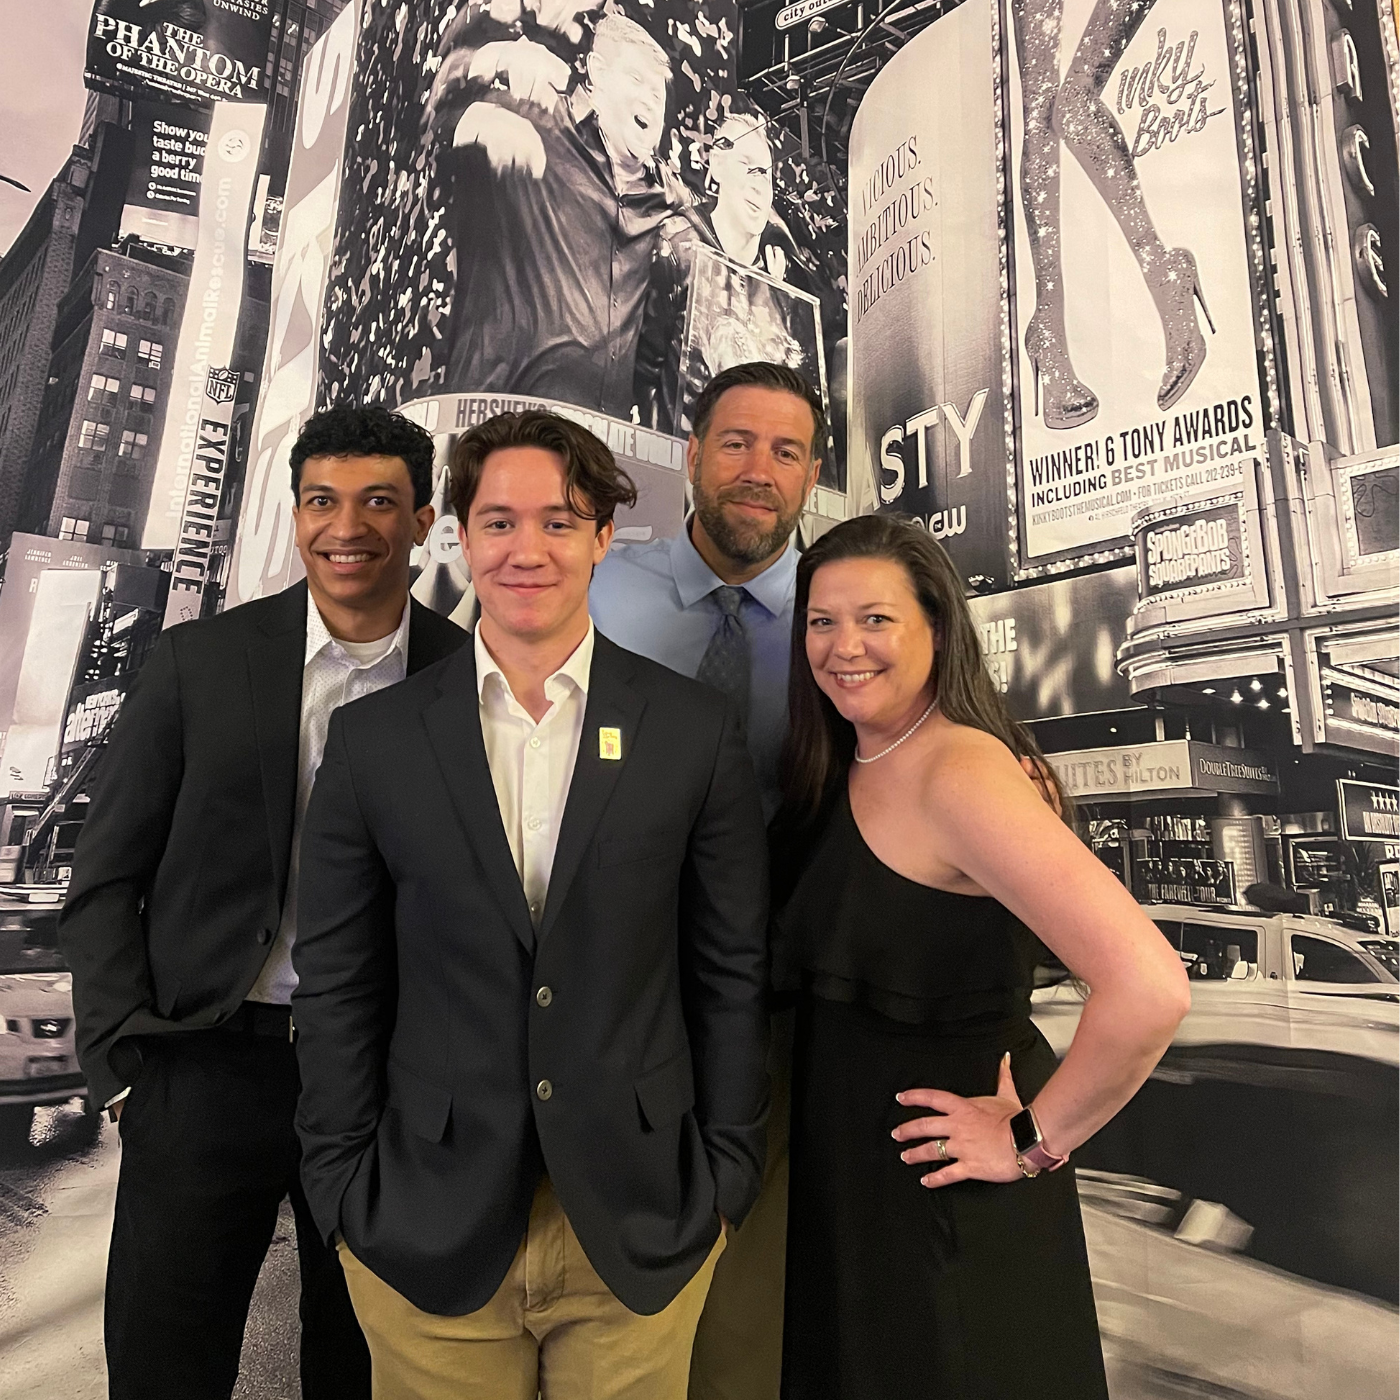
top-left (105, 1021), bottom-right (371, 1400)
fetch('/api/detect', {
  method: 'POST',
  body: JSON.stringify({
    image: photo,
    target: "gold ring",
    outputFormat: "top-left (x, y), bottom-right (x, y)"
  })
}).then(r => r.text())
top-left (935, 1138), bottom-right (949, 1162)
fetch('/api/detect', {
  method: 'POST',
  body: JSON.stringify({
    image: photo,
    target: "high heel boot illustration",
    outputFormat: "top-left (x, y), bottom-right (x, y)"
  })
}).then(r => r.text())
top-left (1147, 247), bottom-right (1214, 411)
top-left (1024, 308), bottom-right (1098, 430)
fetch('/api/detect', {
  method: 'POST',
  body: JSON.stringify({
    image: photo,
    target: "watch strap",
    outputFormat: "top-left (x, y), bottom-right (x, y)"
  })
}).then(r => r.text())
top-left (1021, 1138), bottom-right (1069, 1172)
top-left (1011, 1104), bottom-right (1069, 1173)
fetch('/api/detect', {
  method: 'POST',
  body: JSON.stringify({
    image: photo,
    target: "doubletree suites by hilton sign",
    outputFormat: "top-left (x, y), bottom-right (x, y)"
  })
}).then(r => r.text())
top-left (1048, 740), bottom-right (1278, 800)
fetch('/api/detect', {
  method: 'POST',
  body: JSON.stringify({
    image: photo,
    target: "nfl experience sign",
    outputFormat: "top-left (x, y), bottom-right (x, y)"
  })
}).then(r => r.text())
top-left (144, 100), bottom-right (266, 551)
top-left (163, 367), bottom-right (240, 626)
top-left (999, 0), bottom-right (1277, 576)
top-left (85, 0), bottom-right (273, 108)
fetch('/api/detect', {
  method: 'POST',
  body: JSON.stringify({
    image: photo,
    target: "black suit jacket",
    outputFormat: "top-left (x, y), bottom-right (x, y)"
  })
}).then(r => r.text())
top-left (59, 581), bottom-right (467, 1108)
top-left (292, 632), bottom-right (770, 1317)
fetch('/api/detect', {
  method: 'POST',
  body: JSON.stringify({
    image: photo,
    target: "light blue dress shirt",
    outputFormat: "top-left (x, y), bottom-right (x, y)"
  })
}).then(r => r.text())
top-left (590, 523), bottom-right (797, 819)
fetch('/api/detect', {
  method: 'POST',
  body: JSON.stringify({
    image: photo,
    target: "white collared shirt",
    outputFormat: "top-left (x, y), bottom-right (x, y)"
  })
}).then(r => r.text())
top-left (246, 600), bottom-right (411, 1005)
top-left (476, 623), bottom-right (595, 925)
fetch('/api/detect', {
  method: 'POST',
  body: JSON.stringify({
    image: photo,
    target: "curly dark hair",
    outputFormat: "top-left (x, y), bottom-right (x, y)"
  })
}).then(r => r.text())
top-left (690, 362), bottom-right (827, 458)
top-left (449, 411), bottom-right (638, 528)
top-left (289, 405), bottom-right (436, 509)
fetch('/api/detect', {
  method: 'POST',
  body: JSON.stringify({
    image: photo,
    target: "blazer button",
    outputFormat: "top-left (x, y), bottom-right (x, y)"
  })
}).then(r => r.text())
top-left (535, 986), bottom-right (553, 1007)
top-left (257, 928), bottom-right (273, 946)
top-left (536, 1079), bottom-right (553, 1101)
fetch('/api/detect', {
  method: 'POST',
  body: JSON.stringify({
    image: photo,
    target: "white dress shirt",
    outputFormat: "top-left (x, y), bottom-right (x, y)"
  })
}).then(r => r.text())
top-left (246, 600), bottom-right (411, 1005)
top-left (475, 623), bottom-right (595, 925)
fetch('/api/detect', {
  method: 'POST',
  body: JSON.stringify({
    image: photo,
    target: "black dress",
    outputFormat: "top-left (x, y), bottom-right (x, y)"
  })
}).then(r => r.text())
top-left (778, 788), bottom-right (1108, 1400)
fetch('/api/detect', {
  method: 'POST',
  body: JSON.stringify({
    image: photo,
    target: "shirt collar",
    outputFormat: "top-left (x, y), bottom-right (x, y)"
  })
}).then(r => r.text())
top-left (305, 598), bottom-right (411, 668)
top-left (475, 622), bottom-right (596, 704)
top-left (669, 519), bottom-right (798, 619)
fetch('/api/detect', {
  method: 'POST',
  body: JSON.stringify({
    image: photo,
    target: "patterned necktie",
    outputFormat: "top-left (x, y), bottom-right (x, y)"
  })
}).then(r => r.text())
top-left (695, 586), bottom-right (751, 736)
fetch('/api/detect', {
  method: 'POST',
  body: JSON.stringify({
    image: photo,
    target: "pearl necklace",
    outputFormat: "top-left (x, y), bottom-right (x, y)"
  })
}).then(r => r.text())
top-left (853, 698), bottom-right (938, 764)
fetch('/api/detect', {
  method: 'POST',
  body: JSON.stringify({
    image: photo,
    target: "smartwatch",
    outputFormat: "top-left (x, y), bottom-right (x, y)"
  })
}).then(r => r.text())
top-left (1009, 1105), bottom-right (1068, 1177)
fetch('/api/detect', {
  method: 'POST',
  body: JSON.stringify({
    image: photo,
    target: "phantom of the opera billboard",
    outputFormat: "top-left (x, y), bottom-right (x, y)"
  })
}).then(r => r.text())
top-left (0, 0), bottom-right (1395, 1394)
top-left (85, 0), bottom-right (276, 108)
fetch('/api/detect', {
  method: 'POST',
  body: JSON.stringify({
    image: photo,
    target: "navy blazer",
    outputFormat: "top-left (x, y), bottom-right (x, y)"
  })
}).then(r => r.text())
top-left (60, 581), bottom-right (468, 1108)
top-left (292, 631), bottom-right (771, 1317)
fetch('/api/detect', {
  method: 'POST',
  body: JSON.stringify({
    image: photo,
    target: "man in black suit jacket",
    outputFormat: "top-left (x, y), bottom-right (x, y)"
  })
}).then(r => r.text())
top-left (293, 410), bottom-right (770, 1397)
top-left (60, 406), bottom-right (467, 1400)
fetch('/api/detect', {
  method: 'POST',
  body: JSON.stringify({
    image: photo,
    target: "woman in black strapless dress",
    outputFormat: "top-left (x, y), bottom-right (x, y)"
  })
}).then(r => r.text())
top-left (778, 789), bottom-right (1106, 1398)
top-left (774, 516), bottom-right (1191, 1399)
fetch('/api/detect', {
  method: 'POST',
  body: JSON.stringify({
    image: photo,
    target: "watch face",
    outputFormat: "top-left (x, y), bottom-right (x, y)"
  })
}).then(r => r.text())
top-left (1010, 1107), bottom-right (1039, 1155)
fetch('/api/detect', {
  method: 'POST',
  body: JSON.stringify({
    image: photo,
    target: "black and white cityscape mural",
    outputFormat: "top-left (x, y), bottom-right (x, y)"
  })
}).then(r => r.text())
top-left (0, 0), bottom-right (1395, 1394)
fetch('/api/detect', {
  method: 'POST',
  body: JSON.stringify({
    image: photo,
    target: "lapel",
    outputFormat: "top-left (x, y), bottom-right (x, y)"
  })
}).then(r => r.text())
top-left (421, 644), bottom-right (537, 954)
top-left (539, 634), bottom-right (647, 943)
top-left (405, 598), bottom-right (467, 675)
top-left (246, 581), bottom-right (309, 903)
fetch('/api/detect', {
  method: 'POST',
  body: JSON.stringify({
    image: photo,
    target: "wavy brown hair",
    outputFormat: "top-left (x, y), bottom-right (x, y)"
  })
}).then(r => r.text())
top-left (780, 513), bottom-right (1067, 819)
top-left (449, 411), bottom-right (637, 528)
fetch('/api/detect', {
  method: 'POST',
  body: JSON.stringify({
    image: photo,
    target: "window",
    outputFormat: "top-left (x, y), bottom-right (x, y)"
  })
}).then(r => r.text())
top-left (1291, 934), bottom-right (1382, 984)
top-left (161, 297), bottom-right (175, 326)
top-left (58, 518), bottom-right (90, 541)
top-left (100, 330), bottom-right (128, 360)
top-left (88, 374), bottom-right (120, 404)
top-left (137, 339), bottom-right (163, 370)
top-left (123, 288), bottom-right (138, 316)
top-left (105, 281), bottom-right (119, 310)
top-left (1360, 940), bottom-right (1399, 979)
top-left (99, 523), bottom-right (129, 545)
top-left (117, 429), bottom-right (148, 461)
top-left (128, 383), bottom-right (157, 409)
top-left (1181, 923), bottom-right (1259, 981)
top-left (1152, 920), bottom-right (1183, 946)
top-left (77, 420), bottom-right (110, 451)
top-left (142, 292), bottom-right (157, 322)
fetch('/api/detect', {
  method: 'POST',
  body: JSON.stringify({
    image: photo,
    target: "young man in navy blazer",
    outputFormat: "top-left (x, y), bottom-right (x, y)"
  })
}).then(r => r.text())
top-left (61, 406), bottom-right (467, 1399)
top-left (292, 410), bottom-right (770, 1397)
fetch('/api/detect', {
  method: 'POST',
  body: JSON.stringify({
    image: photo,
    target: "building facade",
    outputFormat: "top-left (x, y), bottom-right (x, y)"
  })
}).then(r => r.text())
top-left (19, 249), bottom-right (186, 550)
top-left (0, 151), bottom-right (90, 550)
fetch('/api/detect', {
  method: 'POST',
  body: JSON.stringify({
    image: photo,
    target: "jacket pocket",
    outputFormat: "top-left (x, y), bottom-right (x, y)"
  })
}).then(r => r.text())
top-left (634, 1049), bottom-right (695, 1131)
top-left (386, 1057), bottom-right (452, 1143)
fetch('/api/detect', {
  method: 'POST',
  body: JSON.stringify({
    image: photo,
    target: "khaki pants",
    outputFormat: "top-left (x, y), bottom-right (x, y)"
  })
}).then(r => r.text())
top-left (340, 1178), bottom-right (725, 1400)
top-left (688, 1007), bottom-right (793, 1400)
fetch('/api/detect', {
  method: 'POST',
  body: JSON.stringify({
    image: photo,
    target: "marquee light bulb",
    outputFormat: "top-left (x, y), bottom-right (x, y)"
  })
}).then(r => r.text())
top-left (1256, 697), bottom-right (1270, 710)
top-left (1277, 687), bottom-right (1288, 698)
top-left (1249, 678), bottom-right (1263, 692)
top-left (1202, 687), bottom-right (1216, 695)
top-left (1229, 690), bottom-right (1243, 704)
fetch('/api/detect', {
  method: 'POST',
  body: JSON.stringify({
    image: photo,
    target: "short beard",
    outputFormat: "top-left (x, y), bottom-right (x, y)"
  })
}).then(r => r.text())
top-left (691, 464), bottom-right (802, 567)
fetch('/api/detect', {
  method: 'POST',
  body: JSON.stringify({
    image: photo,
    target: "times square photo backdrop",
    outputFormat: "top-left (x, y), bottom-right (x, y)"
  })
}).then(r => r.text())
top-left (0, 0), bottom-right (1396, 1394)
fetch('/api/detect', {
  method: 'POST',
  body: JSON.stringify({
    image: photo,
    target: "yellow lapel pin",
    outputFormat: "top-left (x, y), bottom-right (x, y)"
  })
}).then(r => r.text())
top-left (598, 727), bottom-right (622, 761)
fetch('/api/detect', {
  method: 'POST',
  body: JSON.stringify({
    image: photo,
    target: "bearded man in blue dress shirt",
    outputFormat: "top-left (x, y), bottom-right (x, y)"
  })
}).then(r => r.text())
top-left (590, 361), bottom-right (824, 1400)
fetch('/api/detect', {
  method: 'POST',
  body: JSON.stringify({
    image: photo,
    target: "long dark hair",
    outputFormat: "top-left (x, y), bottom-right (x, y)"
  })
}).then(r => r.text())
top-left (780, 514), bottom-right (1067, 818)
